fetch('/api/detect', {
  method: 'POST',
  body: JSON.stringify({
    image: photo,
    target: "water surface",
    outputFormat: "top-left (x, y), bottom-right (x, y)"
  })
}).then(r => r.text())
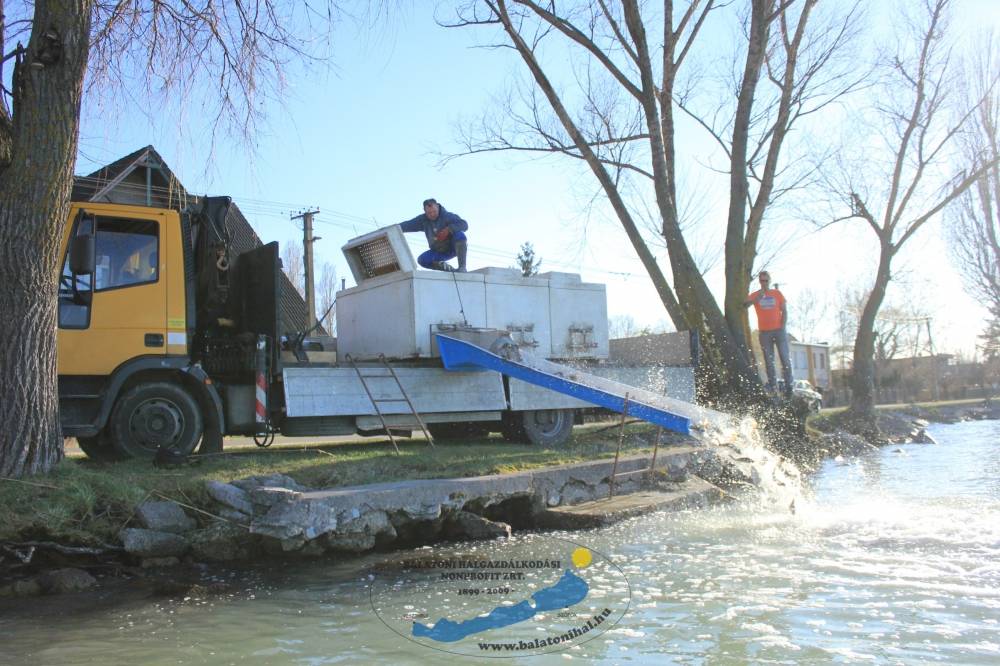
top-left (2, 419), bottom-right (998, 664)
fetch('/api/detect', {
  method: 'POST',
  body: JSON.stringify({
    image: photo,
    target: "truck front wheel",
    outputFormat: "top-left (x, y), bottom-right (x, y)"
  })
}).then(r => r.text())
top-left (109, 382), bottom-right (204, 459)
top-left (520, 409), bottom-right (574, 447)
top-left (76, 433), bottom-right (124, 462)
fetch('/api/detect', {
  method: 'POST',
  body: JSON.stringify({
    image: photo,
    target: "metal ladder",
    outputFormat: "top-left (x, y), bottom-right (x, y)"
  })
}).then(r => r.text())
top-left (608, 393), bottom-right (664, 498)
top-left (345, 354), bottom-right (435, 454)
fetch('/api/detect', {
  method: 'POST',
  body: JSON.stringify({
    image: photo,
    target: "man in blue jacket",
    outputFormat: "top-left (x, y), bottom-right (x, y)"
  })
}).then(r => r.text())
top-left (400, 198), bottom-right (469, 272)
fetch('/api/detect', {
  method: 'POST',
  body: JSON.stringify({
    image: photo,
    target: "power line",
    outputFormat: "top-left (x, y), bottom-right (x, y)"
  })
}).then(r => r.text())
top-left (71, 176), bottom-right (644, 279)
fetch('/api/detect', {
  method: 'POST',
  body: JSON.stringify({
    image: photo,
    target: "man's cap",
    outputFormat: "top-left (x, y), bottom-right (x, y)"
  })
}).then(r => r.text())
top-left (422, 198), bottom-right (437, 207)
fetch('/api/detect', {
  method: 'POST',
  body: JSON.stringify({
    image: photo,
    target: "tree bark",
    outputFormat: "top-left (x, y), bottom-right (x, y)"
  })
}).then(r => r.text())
top-left (849, 240), bottom-right (894, 430)
top-left (723, 0), bottom-right (770, 348)
top-left (0, 0), bottom-right (93, 477)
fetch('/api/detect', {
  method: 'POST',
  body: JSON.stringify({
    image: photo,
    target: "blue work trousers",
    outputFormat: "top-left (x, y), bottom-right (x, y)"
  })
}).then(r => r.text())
top-left (417, 230), bottom-right (467, 268)
top-left (759, 328), bottom-right (793, 395)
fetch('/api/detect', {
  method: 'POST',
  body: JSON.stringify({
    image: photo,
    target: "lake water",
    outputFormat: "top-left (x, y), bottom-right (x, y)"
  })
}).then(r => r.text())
top-left (2, 419), bottom-right (998, 664)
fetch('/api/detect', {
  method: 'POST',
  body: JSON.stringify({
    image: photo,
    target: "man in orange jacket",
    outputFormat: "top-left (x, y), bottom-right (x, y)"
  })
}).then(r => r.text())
top-left (745, 270), bottom-right (793, 397)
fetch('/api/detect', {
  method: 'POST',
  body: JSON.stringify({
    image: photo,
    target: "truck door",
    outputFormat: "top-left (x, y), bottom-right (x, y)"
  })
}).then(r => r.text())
top-left (58, 210), bottom-right (170, 375)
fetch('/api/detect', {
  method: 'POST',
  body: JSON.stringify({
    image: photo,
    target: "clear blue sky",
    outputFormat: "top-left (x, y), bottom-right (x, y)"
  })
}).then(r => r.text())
top-left (74, 1), bottom-right (1000, 358)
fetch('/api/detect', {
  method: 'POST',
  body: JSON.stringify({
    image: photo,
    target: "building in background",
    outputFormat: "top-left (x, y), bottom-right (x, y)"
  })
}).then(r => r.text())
top-left (606, 331), bottom-right (699, 403)
top-left (749, 332), bottom-right (831, 390)
top-left (829, 353), bottom-right (996, 405)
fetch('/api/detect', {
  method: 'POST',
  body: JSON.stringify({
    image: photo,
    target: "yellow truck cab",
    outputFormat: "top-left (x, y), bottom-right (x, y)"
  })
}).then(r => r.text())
top-left (58, 198), bottom-right (280, 460)
top-left (59, 203), bottom-right (189, 372)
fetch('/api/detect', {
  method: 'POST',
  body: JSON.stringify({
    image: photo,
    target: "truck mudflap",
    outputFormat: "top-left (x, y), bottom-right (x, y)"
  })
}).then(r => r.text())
top-left (435, 334), bottom-right (733, 436)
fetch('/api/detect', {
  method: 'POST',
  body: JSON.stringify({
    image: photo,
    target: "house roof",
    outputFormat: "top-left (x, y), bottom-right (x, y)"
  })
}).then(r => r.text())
top-left (72, 146), bottom-right (323, 336)
top-left (71, 145), bottom-right (186, 206)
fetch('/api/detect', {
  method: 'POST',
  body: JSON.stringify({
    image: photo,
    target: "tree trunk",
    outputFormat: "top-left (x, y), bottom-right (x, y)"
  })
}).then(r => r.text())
top-left (0, 1), bottom-right (93, 477)
top-left (723, 0), bottom-right (770, 348)
top-left (620, 1), bottom-right (763, 408)
top-left (848, 241), bottom-right (894, 432)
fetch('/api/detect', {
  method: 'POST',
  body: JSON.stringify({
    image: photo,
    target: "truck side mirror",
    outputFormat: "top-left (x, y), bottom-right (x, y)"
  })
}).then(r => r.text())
top-left (69, 213), bottom-right (96, 275)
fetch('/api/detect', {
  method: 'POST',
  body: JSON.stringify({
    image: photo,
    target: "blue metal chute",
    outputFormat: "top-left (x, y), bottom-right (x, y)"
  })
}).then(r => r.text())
top-left (435, 334), bottom-right (721, 436)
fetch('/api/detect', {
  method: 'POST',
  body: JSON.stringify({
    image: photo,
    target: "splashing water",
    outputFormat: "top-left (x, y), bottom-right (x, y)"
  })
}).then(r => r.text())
top-left (525, 349), bottom-right (806, 505)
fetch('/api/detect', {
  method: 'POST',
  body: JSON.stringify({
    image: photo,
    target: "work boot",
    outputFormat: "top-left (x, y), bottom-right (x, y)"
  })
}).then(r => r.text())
top-left (455, 240), bottom-right (468, 273)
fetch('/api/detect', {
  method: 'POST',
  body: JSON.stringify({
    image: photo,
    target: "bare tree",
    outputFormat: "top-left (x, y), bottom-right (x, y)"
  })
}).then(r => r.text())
top-left (948, 32), bottom-right (1000, 351)
top-left (608, 314), bottom-right (644, 339)
top-left (317, 262), bottom-right (337, 335)
top-left (445, 0), bottom-right (861, 409)
top-left (0, 2), bottom-right (343, 477)
top-left (677, 0), bottom-right (866, 350)
top-left (824, 0), bottom-right (999, 433)
top-left (789, 288), bottom-right (829, 343)
top-left (282, 238), bottom-right (305, 298)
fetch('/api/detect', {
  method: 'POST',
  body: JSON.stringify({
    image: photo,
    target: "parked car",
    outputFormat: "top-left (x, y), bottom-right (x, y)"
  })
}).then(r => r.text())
top-left (791, 380), bottom-right (823, 412)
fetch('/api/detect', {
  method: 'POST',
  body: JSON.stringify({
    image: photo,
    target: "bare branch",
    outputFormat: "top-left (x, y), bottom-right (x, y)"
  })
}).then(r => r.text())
top-left (896, 159), bottom-right (1000, 249)
top-left (513, 0), bottom-right (643, 100)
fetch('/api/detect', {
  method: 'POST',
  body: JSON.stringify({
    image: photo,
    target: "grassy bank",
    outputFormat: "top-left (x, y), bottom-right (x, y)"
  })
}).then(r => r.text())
top-left (809, 398), bottom-right (990, 432)
top-left (1, 424), bottom-right (665, 547)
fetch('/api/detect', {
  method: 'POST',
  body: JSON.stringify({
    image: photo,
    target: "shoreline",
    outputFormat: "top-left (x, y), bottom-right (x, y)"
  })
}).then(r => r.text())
top-left (802, 399), bottom-right (1000, 469)
top-left (2, 400), bottom-right (996, 605)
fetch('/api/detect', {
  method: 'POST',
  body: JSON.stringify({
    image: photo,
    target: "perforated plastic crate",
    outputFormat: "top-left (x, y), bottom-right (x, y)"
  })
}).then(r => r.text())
top-left (342, 225), bottom-right (416, 282)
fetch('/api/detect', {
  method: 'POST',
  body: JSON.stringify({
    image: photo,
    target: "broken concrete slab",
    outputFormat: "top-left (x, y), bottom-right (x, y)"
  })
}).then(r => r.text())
top-left (534, 477), bottom-right (726, 529)
top-left (324, 511), bottom-right (394, 552)
top-left (231, 474), bottom-right (313, 494)
top-left (189, 523), bottom-right (250, 562)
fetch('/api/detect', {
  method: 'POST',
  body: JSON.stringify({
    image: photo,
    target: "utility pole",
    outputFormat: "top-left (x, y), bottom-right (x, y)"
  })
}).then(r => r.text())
top-left (926, 317), bottom-right (940, 401)
top-left (291, 209), bottom-right (321, 330)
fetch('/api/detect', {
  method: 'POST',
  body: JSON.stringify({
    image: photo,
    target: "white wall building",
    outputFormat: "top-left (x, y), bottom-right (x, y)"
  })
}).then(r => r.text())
top-left (751, 333), bottom-right (831, 389)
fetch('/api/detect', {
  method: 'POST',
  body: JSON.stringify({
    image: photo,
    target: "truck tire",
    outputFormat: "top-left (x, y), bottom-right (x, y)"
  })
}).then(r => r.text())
top-left (428, 423), bottom-right (464, 441)
top-left (500, 411), bottom-right (526, 442)
top-left (75, 433), bottom-right (124, 462)
top-left (109, 382), bottom-right (204, 459)
top-left (428, 422), bottom-right (491, 442)
top-left (520, 409), bottom-right (574, 447)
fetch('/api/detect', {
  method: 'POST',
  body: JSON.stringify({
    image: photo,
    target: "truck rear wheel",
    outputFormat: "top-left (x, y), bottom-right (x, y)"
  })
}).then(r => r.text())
top-left (519, 409), bottom-right (574, 447)
top-left (109, 382), bottom-right (204, 459)
top-left (428, 422), bottom-right (490, 441)
top-left (500, 411), bottom-right (526, 442)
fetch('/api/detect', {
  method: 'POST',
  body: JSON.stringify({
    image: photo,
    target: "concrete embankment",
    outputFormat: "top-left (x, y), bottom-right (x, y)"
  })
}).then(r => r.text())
top-left (120, 441), bottom-right (792, 565)
top-left (1, 432), bottom-right (801, 600)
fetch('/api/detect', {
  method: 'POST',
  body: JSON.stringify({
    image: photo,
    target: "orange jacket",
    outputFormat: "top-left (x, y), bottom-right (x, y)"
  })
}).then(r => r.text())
top-left (747, 288), bottom-right (786, 331)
